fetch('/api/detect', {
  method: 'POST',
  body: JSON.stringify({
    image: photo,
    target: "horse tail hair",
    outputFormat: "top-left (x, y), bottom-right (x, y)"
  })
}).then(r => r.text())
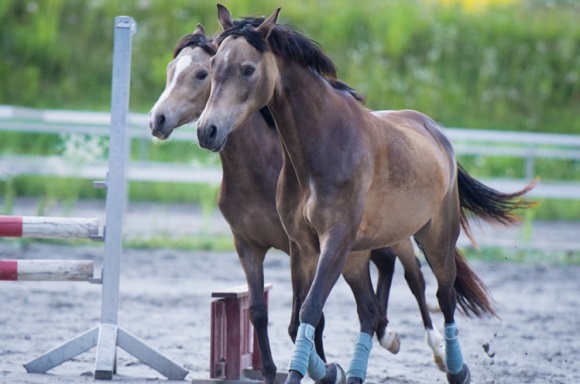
top-left (453, 247), bottom-right (497, 318)
top-left (457, 163), bottom-right (538, 244)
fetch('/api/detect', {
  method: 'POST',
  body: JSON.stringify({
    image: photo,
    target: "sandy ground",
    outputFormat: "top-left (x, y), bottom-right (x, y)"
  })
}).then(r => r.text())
top-left (1, 198), bottom-right (580, 383)
top-left (1, 241), bottom-right (579, 384)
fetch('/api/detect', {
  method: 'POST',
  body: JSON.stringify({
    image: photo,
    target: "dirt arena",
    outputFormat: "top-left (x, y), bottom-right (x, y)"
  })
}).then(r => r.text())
top-left (1, 240), bottom-right (579, 384)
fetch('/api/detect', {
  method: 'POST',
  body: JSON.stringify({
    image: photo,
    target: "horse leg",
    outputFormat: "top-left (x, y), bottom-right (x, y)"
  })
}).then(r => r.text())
top-left (289, 303), bottom-right (328, 363)
top-left (414, 203), bottom-right (471, 384)
top-left (314, 312), bottom-right (327, 362)
top-left (391, 239), bottom-right (446, 372)
top-left (369, 248), bottom-right (400, 354)
top-left (285, 228), bottom-right (355, 384)
top-left (285, 241), bottom-right (344, 384)
top-left (287, 241), bottom-right (328, 362)
top-left (342, 251), bottom-right (381, 384)
top-left (234, 236), bottom-right (277, 384)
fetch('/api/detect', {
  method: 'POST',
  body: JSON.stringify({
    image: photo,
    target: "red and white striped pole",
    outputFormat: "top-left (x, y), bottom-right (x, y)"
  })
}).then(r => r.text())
top-left (0, 216), bottom-right (99, 239)
top-left (0, 259), bottom-right (94, 281)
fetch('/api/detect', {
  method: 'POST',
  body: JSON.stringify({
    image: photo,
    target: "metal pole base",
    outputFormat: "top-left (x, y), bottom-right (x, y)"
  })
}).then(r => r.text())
top-left (23, 323), bottom-right (188, 381)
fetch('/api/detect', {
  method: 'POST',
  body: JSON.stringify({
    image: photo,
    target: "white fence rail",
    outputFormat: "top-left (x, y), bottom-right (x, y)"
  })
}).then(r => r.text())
top-left (0, 105), bottom-right (579, 199)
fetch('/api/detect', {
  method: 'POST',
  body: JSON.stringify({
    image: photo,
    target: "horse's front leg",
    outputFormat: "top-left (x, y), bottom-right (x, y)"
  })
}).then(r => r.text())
top-left (285, 228), bottom-right (355, 384)
top-left (233, 237), bottom-right (277, 384)
top-left (342, 251), bottom-right (382, 384)
top-left (287, 241), bottom-right (327, 362)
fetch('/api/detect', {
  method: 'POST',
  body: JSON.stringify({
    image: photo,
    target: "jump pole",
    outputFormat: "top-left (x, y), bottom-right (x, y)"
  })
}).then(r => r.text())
top-left (0, 216), bottom-right (99, 238)
top-left (21, 16), bottom-right (188, 380)
top-left (0, 259), bottom-right (94, 281)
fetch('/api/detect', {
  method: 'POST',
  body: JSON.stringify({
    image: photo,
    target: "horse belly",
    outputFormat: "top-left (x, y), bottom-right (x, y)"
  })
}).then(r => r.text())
top-left (353, 185), bottom-right (442, 251)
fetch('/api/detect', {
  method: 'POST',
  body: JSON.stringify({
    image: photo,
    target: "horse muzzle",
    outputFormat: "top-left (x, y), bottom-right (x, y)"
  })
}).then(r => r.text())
top-left (197, 122), bottom-right (228, 152)
top-left (149, 112), bottom-right (174, 140)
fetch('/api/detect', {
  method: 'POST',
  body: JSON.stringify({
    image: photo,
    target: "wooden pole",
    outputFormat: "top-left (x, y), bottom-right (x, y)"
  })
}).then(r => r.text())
top-left (0, 216), bottom-right (99, 239)
top-left (0, 259), bottom-right (94, 281)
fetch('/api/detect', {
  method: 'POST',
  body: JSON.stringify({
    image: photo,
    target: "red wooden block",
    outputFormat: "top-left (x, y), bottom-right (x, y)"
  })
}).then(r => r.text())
top-left (210, 284), bottom-right (272, 380)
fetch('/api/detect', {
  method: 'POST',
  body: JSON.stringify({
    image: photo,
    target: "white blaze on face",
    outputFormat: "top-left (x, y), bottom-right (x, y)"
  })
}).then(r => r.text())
top-left (150, 53), bottom-right (193, 116)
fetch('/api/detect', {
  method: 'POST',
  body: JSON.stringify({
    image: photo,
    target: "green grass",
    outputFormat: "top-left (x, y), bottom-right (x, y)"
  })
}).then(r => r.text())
top-left (124, 235), bottom-right (234, 252)
top-left (461, 246), bottom-right (580, 265)
top-left (0, 235), bottom-right (235, 253)
top-left (4, 237), bottom-right (578, 265)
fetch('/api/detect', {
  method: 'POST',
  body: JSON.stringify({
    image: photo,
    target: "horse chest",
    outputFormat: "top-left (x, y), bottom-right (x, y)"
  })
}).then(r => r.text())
top-left (276, 178), bottom-right (320, 240)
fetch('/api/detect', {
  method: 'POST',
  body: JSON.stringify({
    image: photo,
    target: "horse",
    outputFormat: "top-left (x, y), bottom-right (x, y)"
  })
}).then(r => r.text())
top-left (196, 5), bottom-right (537, 384)
top-left (149, 23), bottom-right (447, 384)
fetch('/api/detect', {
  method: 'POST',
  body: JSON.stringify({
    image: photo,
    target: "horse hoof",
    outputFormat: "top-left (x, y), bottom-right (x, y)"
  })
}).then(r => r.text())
top-left (284, 370), bottom-right (303, 384)
top-left (434, 354), bottom-right (448, 372)
top-left (380, 329), bottom-right (400, 354)
top-left (315, 363), bottom-right (346, 384)
top-left (446, 364), bottom-right (471, 384)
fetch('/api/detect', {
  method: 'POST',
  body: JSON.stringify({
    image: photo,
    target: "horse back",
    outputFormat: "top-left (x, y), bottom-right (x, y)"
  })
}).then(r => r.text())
top-left (371, 109), bottom-right (456, 183)
top-left (352, 109), bottom-right (457, 249)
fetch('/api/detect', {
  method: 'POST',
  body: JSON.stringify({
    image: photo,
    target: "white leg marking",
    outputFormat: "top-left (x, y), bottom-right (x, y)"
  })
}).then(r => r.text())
top-left (380, 328), bottom-right (401, 354)
top-left (425, 327), bottom-right (447, 372)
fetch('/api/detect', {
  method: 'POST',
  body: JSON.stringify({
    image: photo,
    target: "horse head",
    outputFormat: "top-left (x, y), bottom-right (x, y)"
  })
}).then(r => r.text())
top-left (149, 24), bottom-right (216, 140)
top-left (196, 6), bottom-right (280, 152)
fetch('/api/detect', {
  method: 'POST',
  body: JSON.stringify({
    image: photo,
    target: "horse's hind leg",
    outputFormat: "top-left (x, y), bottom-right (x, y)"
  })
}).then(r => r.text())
top-left (414, 199), bottom-right (471, 384)
top-left (391, 239), bottom-right (446, 372)
top-left (233, 236), bottom-right (277, 384)
top-left (342, 251), bottom-right (381, 384)
top-left (369, 248), bottom-right (400, 353)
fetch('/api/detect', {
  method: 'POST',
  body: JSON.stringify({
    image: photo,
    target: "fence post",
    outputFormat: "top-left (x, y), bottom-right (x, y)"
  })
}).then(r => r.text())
top-left (525, 143), bottom-right (535, 181)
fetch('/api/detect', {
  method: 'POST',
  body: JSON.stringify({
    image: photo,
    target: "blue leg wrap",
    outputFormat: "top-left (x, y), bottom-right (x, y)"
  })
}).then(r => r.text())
top-left (308, 347), bottom-right (327, 381)
top-left (346, 332), bottom-right (373, 381)
top-left (444, 322), bottom-right (464, 374)
top-left (288, 323), bottom-right (325, 380)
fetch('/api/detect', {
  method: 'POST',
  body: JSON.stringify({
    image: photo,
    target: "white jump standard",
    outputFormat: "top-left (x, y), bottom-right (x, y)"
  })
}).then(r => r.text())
top-left (1, 16), bottom-right (187, 381)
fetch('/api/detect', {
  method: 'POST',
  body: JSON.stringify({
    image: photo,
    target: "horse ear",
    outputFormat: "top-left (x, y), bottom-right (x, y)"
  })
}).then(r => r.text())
top-left (193, 23), bottom-right (205, 36)
top-left (256, 7), bottom-right (280, 38)
top-left (217, 4), bottom-right (233, 30)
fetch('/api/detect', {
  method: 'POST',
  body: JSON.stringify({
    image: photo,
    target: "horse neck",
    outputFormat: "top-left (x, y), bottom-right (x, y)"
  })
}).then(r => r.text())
top-left (219, 111), bottom-right (281, 183)
top-left (269, 63), bottom-right (359, 182)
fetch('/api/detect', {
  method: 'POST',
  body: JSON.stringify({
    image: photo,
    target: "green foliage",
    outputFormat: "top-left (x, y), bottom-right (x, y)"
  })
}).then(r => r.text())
top-left (1, 0), bottom-right (579, 219)
top-left (124, 235), bottom-right (234, 252)
top-left (461, 246), bottom-right (580, 265)
top-left (0, 0), bottom-right (578, 133)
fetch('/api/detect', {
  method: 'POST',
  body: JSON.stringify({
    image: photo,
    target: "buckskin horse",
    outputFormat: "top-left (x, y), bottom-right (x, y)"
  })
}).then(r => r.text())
top-left (196, 5), bottom-right (536, 384)
top-left (150, 22), bottom-right (447, 384)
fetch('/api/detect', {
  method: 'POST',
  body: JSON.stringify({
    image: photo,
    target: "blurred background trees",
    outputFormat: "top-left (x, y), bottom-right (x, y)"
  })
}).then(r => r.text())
top-left (0, 0), bottom-right (579, 219)
top-left (0, 0), bottom-right (578, 133)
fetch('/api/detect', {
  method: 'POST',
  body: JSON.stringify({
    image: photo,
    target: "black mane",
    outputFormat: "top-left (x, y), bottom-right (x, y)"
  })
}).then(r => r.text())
top-left (173, 33), bottom-right (216, 58)
top-left (216, 17), bottom-right (365, 104)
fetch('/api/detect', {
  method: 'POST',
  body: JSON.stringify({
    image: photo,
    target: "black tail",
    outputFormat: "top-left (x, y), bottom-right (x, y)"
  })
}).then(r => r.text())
top-left (454, 247), bottom-right (497, 318)
top-left (457, 163), bottom-right (537, 244)
top-left (415, 240), bottom-right (496, 318)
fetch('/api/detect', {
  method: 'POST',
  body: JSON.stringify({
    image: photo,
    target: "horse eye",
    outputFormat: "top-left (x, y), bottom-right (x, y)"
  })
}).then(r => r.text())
top-left (242, 66), bottom-right (255, 77)
top-left (196, 71), bottom-right (208, 80)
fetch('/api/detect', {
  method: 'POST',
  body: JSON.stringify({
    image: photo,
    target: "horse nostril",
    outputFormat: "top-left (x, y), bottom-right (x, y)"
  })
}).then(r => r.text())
top-left (155, 114), bottom-right (166, 130)
top-left (208, 125), bottom-right (217, 140)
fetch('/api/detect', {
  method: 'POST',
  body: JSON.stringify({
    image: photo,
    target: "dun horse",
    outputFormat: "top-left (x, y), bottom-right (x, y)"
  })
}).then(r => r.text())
top-left (197, 6), bottom-right (536, 384)
top-left (150, 23), bottom-right (446, 384)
